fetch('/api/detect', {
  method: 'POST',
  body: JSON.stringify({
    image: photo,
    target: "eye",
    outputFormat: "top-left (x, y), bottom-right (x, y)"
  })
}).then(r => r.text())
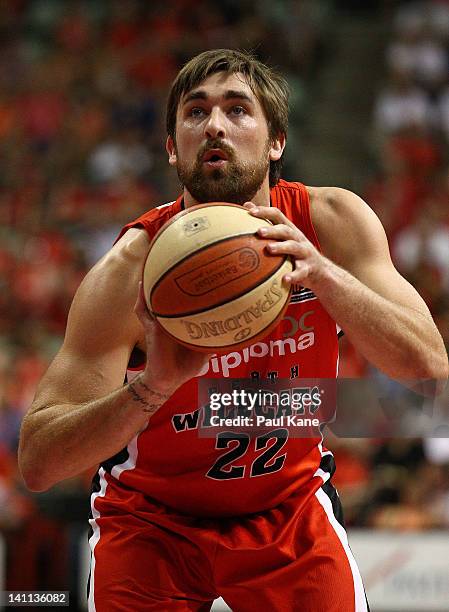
top-left (190, 107), bottom-right (206, 118)
top-left (230, 106), bottom-right (245, 116)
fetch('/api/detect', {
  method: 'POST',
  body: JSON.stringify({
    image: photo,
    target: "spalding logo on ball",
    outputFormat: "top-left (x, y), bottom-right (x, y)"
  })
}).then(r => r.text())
top-left (143, 203), bottom-right (293, 352)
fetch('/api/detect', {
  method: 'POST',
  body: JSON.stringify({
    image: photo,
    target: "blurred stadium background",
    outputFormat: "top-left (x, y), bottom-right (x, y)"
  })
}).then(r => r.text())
top-left (1, 0), bottom-right (449, 610)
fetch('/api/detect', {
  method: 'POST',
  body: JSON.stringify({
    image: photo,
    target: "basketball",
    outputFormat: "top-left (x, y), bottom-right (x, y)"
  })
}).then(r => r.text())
top-left (143, 202), bottom-right (293, 352)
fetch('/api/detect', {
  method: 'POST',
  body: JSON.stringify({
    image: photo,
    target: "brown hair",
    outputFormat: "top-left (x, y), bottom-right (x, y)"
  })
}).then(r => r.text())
top-left (166, 49), bottom-right (289, 187)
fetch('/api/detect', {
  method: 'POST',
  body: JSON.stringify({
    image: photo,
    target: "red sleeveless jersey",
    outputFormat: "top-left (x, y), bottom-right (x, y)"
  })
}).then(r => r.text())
top-left (99, 180), bottom-right (338, 517)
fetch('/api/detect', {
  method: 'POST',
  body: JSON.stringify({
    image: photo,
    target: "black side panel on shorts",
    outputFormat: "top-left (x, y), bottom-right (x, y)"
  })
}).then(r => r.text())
top-left (87, 446), bottom-right (130, 536)
top-left (322, 480), bottom-right (344, 528)
top-left (321, 480), bottom-right (371, 611)
top-left (319, 452), bottom-right (336, 481)
top-left (100, 447), bottom-right (130, 474)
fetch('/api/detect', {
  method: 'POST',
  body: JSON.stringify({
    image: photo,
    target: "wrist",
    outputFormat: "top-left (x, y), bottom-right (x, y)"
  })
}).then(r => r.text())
top-left (127, 374), bottom-right (174, 417)
top-left (137, 372), bottom-right (177, 397)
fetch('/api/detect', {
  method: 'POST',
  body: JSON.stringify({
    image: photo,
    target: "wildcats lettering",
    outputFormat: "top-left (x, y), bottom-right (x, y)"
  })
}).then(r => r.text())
top-left (171, 410), bottom-right (200, 432)
top-left (181, 281), bottom-right (283, 340)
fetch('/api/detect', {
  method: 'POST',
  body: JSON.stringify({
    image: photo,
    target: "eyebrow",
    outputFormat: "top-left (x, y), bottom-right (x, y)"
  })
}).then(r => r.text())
top-left (182, 89), bottom-right (254, 105)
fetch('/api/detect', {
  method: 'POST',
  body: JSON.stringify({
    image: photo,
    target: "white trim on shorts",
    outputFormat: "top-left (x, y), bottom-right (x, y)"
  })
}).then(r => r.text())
top-left (87, 435), bottom-right (140, 611)
top-left (315, 487), bottom-right (368, 612)
top-left (110, 435), bottom-right (139, 479)
top-left (88, 467), bottom-right (109, 612)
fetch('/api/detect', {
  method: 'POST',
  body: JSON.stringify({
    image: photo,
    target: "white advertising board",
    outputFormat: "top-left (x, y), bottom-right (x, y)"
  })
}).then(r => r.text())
top-left (350, 530), bottom-right (449, 611)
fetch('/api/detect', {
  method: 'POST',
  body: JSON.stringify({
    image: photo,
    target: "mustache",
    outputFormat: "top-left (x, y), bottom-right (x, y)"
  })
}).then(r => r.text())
top-left (196, 139), bottom-right (235, 164)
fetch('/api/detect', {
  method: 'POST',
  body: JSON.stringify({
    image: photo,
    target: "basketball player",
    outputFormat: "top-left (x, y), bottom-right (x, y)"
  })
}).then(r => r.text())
top-left (19, 50), bottom-right (448, 611)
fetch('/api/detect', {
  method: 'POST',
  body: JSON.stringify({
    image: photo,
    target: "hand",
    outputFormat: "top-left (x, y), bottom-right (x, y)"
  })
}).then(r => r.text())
top-left (134, 282), bottom-right (211, 394)
top-left (243, 201), bottom-right (329, 290)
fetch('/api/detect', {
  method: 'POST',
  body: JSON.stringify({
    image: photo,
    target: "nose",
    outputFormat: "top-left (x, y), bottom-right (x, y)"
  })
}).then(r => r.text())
top-left (204, 107), bottom-right (226, 139)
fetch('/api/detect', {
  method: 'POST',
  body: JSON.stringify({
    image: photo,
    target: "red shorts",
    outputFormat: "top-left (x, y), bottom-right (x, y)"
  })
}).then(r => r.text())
top-left (88, 474), bottom-right (368, 611)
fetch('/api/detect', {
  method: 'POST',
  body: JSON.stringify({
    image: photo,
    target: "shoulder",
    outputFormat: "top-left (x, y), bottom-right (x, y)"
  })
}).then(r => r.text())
top-left (117, 199), bottom-right (182, 241)
top-left (307, 185), bottom-right (378, 227)
top-left (106, 226), bottom-right (150, 268)
top-left (81, 228), bottom-right (149, 298)
top-left (67, 228), bottom-right (150, 347)
top-left (306, 185), bottom-right (390, 267)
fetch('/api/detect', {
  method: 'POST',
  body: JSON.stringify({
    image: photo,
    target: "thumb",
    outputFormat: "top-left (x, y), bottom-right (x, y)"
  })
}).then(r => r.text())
top-left (134, 281), bottom-right (155, 323)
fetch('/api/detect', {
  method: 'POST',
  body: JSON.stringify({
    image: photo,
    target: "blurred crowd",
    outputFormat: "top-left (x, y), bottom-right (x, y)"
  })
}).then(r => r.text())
top-left (337, 0), bottom-right (449, 532)
top-left (1, 0), bottom-right (449, 597)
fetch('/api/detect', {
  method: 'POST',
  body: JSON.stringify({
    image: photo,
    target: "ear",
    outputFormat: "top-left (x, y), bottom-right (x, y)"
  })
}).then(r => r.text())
top-left (269, 133), bottom-right (286, 161)
top-left (166, 136), bottom-right (177, 166)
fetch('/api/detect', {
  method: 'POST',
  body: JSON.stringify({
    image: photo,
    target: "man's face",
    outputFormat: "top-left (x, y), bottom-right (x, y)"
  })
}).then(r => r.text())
top-left (166, 71), bottom-right (284, 205)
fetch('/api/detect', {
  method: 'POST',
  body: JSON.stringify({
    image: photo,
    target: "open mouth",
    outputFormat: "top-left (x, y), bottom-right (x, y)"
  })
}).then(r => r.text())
top-left (202, 149), bottom-right (229, 164)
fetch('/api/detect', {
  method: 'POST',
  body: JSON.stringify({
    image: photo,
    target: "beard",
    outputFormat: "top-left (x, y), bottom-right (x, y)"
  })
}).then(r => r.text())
top-left (176, 139), bottom-right (271, 205)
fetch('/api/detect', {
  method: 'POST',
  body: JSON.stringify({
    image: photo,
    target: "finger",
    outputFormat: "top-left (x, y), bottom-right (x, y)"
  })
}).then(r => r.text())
top-left (267, 240), bottom-right (311, 258)
top-left (133, 281), bottom-right (145, 317)
top-left (134, 281), bottom-right (155, 322)
top-left (243, 201), bottom-right (257, 209)
top-left (258, 224), bottom-right (302, 241)
top-left (284, 262), bottom-right (311, 285)
top-left (247, 205), bottom-right (297, 230)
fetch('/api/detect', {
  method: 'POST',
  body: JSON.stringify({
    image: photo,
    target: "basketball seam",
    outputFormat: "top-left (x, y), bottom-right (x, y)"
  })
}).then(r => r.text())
top-left (148, 231), bottom-right (265, 292)
top-left (155, 288), bottom-right (292, 350)
top-left (173, 246), bottom-right (260, 297)
top-left (145, 204), bottom-right (261, 276)
top-left (151, 248), bottom-right (291, 318)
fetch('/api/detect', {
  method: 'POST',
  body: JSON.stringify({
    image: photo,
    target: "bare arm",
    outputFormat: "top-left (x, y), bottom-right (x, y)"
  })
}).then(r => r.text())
top-left (245, 189), bottom-right (448, 384)
top-left (18, 229), bottom-right (209, 492)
